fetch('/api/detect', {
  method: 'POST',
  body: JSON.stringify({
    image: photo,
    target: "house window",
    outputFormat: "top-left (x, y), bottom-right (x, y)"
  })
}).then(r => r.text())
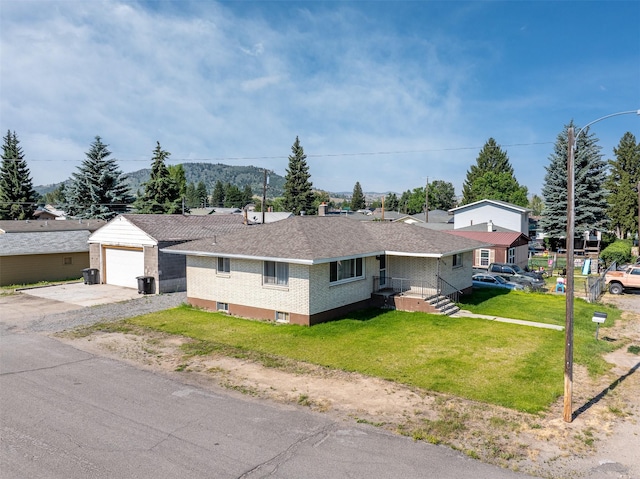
top-left (216, 302), bottom-right (229, 313)
top-left (452, 253), bottom-right (463, 268)
top-left (479, 249), bottom-right (490, 267)
top-left (217, 257), bottom-right (230, 274)
top-left (275, 311), bottom-right (289, 323)
top-left (507, 247), bottom-right (516, 264)
top-left (330, 258), bottom-right (364, 283)
top-left (63, 256), bottom-right (73, 265)
top-left (264, 261), bottom-right (289, 286)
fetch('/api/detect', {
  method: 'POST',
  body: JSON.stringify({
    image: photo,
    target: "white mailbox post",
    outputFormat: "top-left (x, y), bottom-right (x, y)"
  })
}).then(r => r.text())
top-left (592, 312), bottom-right (607, 341)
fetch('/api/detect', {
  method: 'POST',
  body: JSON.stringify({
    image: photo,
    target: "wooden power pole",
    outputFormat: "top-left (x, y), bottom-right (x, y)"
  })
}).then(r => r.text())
top-left (564, 127), bottom-right (575, 423)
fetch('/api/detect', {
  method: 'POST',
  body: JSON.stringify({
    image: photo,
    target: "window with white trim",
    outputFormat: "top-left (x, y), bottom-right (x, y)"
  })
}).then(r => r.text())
top-left (275, 311), bottom-right (289, 323)
top-left (479, 249), bottom-right (490, 267)
top-left (263, 261), bottom-right (289, 286)
top-left (216, 302), bottom-right (229, 313)
top-left (452, 253), bottom-right (463, 268)
top-left (507, 247), bottom-right (516, 264)
top-left (217, 257), bottom-right (230, 274)
top-left (330, 258), bottom-right (364, 283)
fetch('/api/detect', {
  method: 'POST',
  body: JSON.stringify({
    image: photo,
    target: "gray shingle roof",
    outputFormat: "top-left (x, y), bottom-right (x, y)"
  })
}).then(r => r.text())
top-left (0, 219), bottom-right (106, 234)
top-left (0, 230), bottom-right (91, 256)
top-left (164, 216), bottom-right (489, 264)
top-left (121, 214), bottom-right (250, 242)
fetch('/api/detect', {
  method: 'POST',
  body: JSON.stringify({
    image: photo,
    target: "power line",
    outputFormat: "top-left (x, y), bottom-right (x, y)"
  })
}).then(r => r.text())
top-left (1, 141), bottom-right (555, 163)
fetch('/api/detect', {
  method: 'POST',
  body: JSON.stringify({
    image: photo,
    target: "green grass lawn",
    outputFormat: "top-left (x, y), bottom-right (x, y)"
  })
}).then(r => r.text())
top-left (121, 290), bottom-right (622, 414)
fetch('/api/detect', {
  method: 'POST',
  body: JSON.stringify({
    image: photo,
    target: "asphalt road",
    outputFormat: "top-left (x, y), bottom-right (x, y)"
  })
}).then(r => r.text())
top-left (0, 289), bottom-right (538, 479)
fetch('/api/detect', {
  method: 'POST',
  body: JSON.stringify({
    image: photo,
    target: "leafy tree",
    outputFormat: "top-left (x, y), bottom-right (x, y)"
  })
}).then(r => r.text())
top-left (428, 180), bottom-right (456, 210)
top-left (528, 194), bottom-right (544, 216)
top-left (406, 187), bottom-right (426, 215)
top-left (211, 180), bottom-right (225, 208)
top-left (0, 130), bottom-right (38, 219)
top-left (134, 142), bottom-right (181, 214)
top-left (606, 132), bottom-right (640, 239)
top-left (66, 136), bottom-right (132, 219)
top-left (541, 121), bottom-right (608, 238)
top-left (350, 181), bottom-right (366, 210)
top-left (462, 138), bottom-right (528, 206)
top-left (282, 136), bottom-right (314, 215)
top-left (398, 190), bottom-right (411, 214)
top-left (385, 192), bottom-right (399, 211)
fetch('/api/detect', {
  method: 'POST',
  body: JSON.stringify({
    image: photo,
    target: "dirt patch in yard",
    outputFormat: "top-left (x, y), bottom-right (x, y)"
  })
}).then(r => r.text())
top-left (57, 298), bottom-right (640, 479)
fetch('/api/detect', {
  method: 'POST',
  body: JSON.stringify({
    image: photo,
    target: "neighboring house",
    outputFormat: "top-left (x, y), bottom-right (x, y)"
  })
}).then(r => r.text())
top-left (449, 199), bottom-right (530, 236)
top-left (88, 214), bottom-right (252, 294)
top-left (445, 224), bottom-right (530, 269)
top-left (32, 204), bottom-right (67, 220)
top-left (163, 216), bottom-right (488, 326)
top-left (246, 212), bottom-right (294, 224)
top-left (0, 219), bottom-right (106, 286)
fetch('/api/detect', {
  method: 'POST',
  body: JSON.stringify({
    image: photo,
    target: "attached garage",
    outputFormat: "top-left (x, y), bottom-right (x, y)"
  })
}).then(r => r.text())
top-left (104, 247), bottom-right (144, 289)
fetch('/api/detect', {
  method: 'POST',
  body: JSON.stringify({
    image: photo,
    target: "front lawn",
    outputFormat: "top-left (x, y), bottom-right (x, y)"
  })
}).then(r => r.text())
top-left (122, 290), bottom-right (621, 414)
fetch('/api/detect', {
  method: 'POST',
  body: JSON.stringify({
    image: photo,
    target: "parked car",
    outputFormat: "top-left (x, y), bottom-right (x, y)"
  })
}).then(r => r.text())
top-left (487, 263), bottom-right (545, 290)
top-left (472, 273), bottom-right (525, 291)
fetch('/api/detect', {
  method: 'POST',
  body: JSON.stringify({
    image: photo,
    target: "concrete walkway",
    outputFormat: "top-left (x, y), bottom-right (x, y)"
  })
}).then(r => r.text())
top-left (452, 310), bottom-right (565, 331)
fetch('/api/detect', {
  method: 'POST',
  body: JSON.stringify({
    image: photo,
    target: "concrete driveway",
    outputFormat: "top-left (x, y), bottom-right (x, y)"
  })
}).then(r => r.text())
top-left (19, 282), bottom-right (142, 307)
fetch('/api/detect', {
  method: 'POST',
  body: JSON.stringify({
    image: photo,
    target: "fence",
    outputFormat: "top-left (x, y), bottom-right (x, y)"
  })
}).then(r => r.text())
top-left (372, 276), bottom-right (461, 302)
top-left (584, 261), bottom-right (616, 303)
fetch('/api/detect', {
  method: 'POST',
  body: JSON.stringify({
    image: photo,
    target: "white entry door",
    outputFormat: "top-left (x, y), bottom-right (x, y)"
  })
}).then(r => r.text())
top-left (104, 247), bottom-right (144, 289)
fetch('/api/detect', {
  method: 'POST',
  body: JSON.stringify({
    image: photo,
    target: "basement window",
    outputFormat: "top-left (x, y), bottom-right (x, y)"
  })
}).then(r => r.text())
top-left (275, 311), bottom-right (289, 323)
top-left (216, 302), bottom-right (229, 313)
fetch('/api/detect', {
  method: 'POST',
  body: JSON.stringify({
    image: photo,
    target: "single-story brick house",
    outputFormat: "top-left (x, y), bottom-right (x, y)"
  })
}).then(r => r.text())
top-left (163, 216), bottom-right (488, 326)
top-left (0, 219), bottom-right (106, 286)
top-left (88, 214), bottom-right (251, 293)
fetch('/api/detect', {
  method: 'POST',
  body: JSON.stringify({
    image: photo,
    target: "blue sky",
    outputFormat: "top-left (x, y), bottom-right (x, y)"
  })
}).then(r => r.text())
top-left (1, 1), bottom-right (639, 196)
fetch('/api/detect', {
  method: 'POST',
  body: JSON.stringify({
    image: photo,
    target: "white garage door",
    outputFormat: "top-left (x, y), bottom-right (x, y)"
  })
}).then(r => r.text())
top-left (104, 247), bottom-right (144, 289)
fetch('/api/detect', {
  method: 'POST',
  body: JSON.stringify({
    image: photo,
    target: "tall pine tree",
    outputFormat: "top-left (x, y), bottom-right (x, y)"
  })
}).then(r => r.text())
top-left (606, 132), bottom-right (640, 239)
top-left (211, 180), bottom-right (225, 208)
top-left (541, 121), bottom-right (608, 238)
top-left (66, 136), bottom-right (132, 219)
top-left (135, 142), bottom-right (182, 214)
top-left (461, 138), bottom-right (528, 206)
top-left (350, 181), bottom-right (366, 210)
top-left (0, 130), bottom-right (38, 220)
top-left (282, 136), bottom-right (314, 215)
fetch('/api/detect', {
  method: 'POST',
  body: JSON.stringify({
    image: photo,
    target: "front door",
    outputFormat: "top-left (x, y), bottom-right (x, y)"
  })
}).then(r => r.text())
top-left (379, 255), bottom-right (387, 288)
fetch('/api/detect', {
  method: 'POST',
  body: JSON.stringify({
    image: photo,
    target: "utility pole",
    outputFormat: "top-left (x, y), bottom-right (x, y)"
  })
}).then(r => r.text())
top-left (564, 127), bottom-right (575, 423)
top-left (637, 180), bottom-right (640, 247)
top-left (261, 169), bottom-right (268, 225)
top-left (425, 177), bottom-right (429, 223)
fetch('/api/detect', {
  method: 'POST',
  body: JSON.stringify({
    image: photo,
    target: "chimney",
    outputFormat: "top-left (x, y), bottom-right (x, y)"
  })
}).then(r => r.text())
top-left (487, 220), bottom-right (494, 232)
top-left (318, 202), bottom-right (327, 216)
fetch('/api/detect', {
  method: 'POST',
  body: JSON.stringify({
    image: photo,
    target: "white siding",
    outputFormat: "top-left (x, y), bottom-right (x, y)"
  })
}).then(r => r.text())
top-left (453, 204), bottom-right (528, 235)
top-left (89, 216), bottom-right (156, 247)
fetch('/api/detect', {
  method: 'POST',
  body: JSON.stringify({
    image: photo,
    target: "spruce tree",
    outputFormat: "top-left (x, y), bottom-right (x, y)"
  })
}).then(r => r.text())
top-left (0, 131), bottom-right (38, 220)
top-left (242, 184), bottom-right (254, 207)
top-left (282, 136), bottom-right (314, 215)
top-left (211, 180), bottom-right (225, 208)
top-left (66, 136), bottom-right (132, 219)
top-left (606, 132), bottom-right (640, 239)
top-left (350, 181), bottom-right (366, 210)
top-left (541, 121), bottom-right (608, 238)
top-left (461, 138), bottom-right (528, 206)
top-left (196, 181), bottom-right (208, 208)
top-left (385, 192), bottom-right (399, 211)
top-left (134, 142), bottom-right (181, 214)
top-left (185, 182), bottom-right (199, 208)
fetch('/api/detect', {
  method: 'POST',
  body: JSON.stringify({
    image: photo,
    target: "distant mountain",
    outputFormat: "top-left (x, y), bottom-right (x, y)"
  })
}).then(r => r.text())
top-left (35, 163), bottom-right (286, 198)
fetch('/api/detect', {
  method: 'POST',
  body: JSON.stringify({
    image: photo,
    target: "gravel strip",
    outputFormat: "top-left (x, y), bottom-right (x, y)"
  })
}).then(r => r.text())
top-left (27, 292), bottom-right (187, 333)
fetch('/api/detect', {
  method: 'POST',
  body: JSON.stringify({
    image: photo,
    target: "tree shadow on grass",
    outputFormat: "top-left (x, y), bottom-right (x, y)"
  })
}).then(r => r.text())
top-left (573, 360), bottom-right (640, 421)
top-left (456, 289), bottom-right (512, 307)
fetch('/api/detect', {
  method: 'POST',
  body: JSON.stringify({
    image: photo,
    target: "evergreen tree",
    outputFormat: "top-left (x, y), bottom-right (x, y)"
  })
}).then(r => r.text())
top-left (428, 180), bottom-right (456, 210)
top-left (398, 190), bottom-right (411, 214)
top-left (196, 181), bottom-right (208, 208)
top-left (541, 121), bottom-right (608, 238)
top-left (606, 132), bottom-right (640, 239)
top-left (211, 180), bottom-right (225, 208)
top-left (242, 184), bottom-right (254, 207)
top-left (223, 183), bottom-right (244, 207)
top-left (185, 182), bottom-right (199, 208)
top-left (350, 181), bottom-right (366, 210)
top-left (462, 138), bottom-right (528, 206)
top-left (134, 142), bottom-right (181, 214)
top-left (385, 192), bottom-right (399, 211)
top-left (282, 136), bottom-right (314, 215)
top-left (0, 131), bottom-right (38, 220)
top-left (66, 136), bottom-right (132, 219)
top-left (167, 164), bottom-right (187, 198)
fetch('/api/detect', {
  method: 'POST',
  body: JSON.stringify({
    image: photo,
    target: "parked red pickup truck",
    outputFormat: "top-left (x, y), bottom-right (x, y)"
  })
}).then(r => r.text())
top-left (605, 264), bottom-right (640, 294)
